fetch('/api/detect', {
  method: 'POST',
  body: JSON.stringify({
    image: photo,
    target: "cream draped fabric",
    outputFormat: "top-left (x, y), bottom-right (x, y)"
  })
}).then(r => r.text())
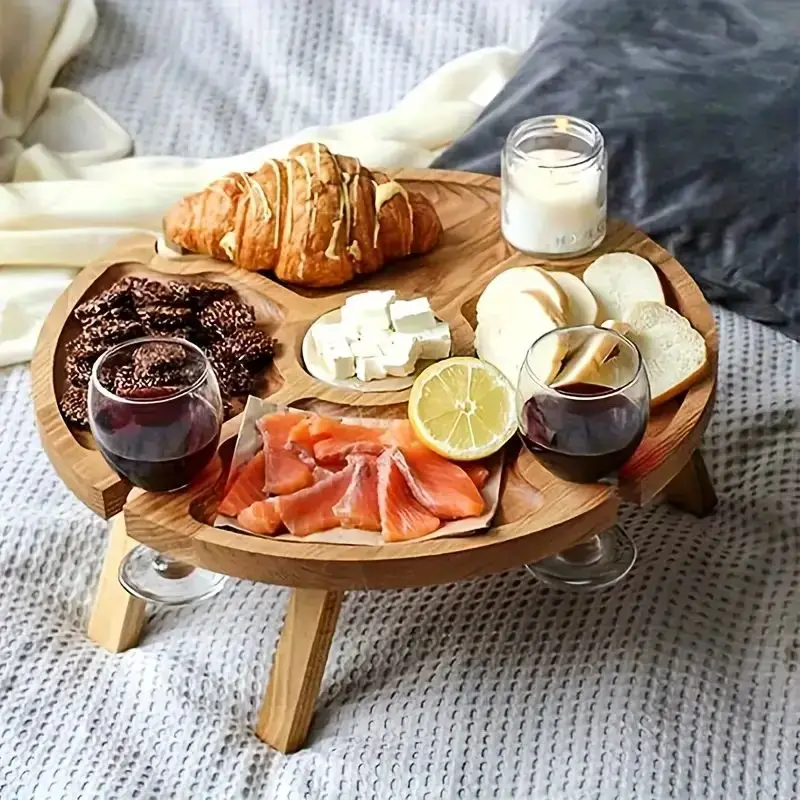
top-left (0, 0), bottom-right (520, 366)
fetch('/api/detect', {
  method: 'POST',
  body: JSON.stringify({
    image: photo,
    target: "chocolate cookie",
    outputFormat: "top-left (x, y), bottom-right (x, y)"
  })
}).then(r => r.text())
top-left (170, 279), bottom-right (233, 309)
top-left (59, 384), bottom-right (89, 429)
top-left (67, 332), bottom-right (113, 365)
top-left (209, 354), bottom-right (254, 396)
top-left (66, 275), bottom-right (269, 427)
top-left (138, 304), bottom-right (194, 334)
top-left (132, 341), bottom-right (187, 375)
top-left (83, 316), bottom-right (144, 348)
top-left (110, 364), bottom-right (169, 395)
top-left (198, 297), bottom-right (256, 340)
top-left (125, 277), bottom-right (186, 308)
top-left (208, 328), bottom-right (275, 370)
top-left (73, 283), bottom-right (132, 322)
top-left (64, 353), bottom-right (93, 387)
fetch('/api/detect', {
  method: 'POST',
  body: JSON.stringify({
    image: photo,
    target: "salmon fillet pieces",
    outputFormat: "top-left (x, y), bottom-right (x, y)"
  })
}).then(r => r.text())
top-left (391, 448), bottom-right (484, 519)
top-left (258, 412), bottom-right (314, 495)
top-left (377, 449), bottom-right (440, 542)
top-left (237, 498), bottom-right (282, 535)
top-left (218, 450), bottom-right (265, 517)
top-left (333, 454), bottom-right (381, 531)
top-left (276, 464), bottom-right (355, 537)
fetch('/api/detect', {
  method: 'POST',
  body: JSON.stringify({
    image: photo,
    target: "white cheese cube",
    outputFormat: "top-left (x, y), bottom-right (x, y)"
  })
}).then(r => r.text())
top-left (351, 329), bottom-right (393, 357)
top-left (378, 332), bottom-right (422, 376)
top-left (340, 321), bottom-right (361, 343)
top-left (341, 303), bottom-right (391, 335)
top-left (313, 324), bottom-right (354, 379)
top-left (342, 290), bottom-right (395, 333)
top-left (415, 322), bottom-right (451, 360)
top-left (345, 290), bottom-right (396, 309)
top-left (311, 323), bottom-right (350, 353)
top-left (389, 297), bottom-right (437, 333)
top-left (321, 343), bottom-right (355, 380)
top-left (355, 356), bottom-right (388, 382)
top-left (350, 338), bottom-right (382, 358)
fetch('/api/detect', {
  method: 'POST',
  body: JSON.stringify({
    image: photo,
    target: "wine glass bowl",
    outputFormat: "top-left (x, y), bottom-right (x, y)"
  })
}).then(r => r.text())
top-left (89, 337), bottom-right (223, 492)
top-left (88, 336), bottom-right (227, 605)
top-left (516, 325), bottom-right (650, 483)
top-left (516, 325), bottom-right (650, 591)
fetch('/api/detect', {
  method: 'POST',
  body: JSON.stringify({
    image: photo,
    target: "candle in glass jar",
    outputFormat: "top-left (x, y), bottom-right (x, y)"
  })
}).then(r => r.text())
top-left (501, 117), bottom-right (607, 258)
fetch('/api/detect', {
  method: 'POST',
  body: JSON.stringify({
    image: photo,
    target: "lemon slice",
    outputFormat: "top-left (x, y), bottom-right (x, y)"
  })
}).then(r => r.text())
top-left (408, 357), bottom-right (516, 461)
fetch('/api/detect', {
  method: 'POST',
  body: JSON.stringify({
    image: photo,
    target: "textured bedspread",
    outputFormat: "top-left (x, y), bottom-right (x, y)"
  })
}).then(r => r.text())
top-left (1, 1), bottom-right (799, 798)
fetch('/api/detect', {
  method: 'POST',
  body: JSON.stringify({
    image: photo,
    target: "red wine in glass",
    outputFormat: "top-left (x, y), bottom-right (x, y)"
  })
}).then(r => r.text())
top-left (519, 381), bottom-right (647, 483)
top-left (92, 387), bottom-right (221, 492)
top-left (88, 336), bottom-right (226, 605)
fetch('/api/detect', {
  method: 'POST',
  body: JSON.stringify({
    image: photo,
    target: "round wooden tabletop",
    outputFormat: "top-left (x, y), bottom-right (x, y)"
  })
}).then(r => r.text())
top-left (32, 169), bottom-right (717, 590)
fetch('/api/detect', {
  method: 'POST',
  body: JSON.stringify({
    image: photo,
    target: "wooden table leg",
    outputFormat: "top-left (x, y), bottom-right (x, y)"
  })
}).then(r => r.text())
top-left (87, 511), bottom-right (147, 653)
top-left (256, 588), bottom-right (344, 753)
top-left (664, 450), bottom-right (718, 518)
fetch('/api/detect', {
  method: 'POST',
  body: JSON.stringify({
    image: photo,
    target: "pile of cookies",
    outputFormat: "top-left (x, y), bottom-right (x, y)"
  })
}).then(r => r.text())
top-left (60, 276), bottom-right (275, 428)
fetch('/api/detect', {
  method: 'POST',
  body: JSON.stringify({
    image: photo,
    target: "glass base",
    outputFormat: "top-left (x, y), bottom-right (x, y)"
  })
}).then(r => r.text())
top-left (119, 545), bottom-right (227, 606)
top-left (525, 526), bottom-right (636, 592)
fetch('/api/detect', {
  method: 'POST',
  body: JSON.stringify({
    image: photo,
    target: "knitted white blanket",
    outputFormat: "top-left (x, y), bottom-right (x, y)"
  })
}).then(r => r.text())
top-left (1, 2), bottom-right (799, 799)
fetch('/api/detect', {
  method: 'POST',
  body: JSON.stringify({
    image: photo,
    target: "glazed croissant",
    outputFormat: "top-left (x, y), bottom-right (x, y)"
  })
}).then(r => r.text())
top-left (163, 143), bottom-right (443, 288)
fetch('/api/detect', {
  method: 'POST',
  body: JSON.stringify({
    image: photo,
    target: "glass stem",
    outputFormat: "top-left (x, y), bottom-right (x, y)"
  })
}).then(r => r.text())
top-left (152, 554), bottom-right (195, 580)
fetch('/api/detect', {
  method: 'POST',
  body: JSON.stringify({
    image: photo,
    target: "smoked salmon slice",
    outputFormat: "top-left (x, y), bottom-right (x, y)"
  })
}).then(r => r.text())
top-left (333, 454), bottom-right (381, 531)
top-left (382, 421), bottom-right (491, 490)
top-left (283, 417), bottom-right (323, 467)
top-left (312, 422), bottom-right (384, 466)
top-left (263, 445), bottom-right (314, 495)
top-left (461, 462), bottom-right (490, 491)
top-left (377, 449), bottom-right (440, 542)
top-left (237, 498), bottom-right (282, 535)
top-left (276, 464), bottom-right (355, 537)
top-left (288, 415), bottom-right (339, 447)
top-left (256, 411), bottom-right (308, 446)
top-left (380, 419), bottom-right (425, 452)
top-left (218, 450), bottom-right (266, 517)
top-left (312, 465), bottom-right (335, 483)
top-left (259, 412), bottom-right (314, 495)
top-left (391, 448), bottom-right (484, 519)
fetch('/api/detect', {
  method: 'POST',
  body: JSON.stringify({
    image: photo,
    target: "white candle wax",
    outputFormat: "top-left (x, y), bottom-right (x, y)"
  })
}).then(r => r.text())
top-left (502, 148), bottom-right (606, 256)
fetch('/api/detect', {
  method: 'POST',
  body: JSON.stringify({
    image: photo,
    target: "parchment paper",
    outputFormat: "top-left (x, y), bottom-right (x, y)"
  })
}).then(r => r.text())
top-left (214, 395), bottom-right (503, 545)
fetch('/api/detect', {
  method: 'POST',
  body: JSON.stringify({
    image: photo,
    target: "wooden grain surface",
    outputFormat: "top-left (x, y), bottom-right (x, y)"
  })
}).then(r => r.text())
top-left (256, 588), bottom-right (343, 752)
top-left (32, 169), bottom-right (717, 590)
top-left (86, 507), bottom-right (147, 653)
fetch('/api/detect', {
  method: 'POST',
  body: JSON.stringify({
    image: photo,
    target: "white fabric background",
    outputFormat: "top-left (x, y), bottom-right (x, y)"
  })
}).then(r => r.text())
top-left (1, 1), bottom-right (799, 798)
top-left (0, 0), bottom-right (520, 367)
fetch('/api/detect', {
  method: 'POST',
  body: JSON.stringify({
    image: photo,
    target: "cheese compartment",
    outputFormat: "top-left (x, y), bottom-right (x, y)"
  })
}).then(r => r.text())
top-left (301, 291), bottom-right (453, 392)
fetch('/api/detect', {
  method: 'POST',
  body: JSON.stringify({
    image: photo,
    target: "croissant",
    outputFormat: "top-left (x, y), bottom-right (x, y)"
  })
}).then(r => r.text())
top-left (162, 143), bottom-right (443, 288)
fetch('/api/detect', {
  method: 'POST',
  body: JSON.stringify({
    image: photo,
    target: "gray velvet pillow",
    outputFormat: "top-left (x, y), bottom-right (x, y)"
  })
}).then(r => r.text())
top-left (434, 0), bottom-right (800, 340)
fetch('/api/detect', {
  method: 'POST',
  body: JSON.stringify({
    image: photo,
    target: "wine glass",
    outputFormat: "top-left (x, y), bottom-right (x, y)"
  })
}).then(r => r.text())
top-left (516, 324), bottom-right (650, 591)
top-left (89, 336), bottom-right (227, 605)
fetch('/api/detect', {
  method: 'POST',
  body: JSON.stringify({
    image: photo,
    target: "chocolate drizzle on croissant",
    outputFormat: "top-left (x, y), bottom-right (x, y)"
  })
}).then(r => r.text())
top-left (163, 143), bottom-right (443, 288)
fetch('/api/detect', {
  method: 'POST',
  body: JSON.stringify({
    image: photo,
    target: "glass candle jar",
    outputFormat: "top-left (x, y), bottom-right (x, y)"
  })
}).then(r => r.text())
top-left (501, 115), bottom-right (607, 258)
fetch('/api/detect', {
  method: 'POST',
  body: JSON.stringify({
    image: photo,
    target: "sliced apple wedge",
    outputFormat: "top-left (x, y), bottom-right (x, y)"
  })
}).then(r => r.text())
top-left (552, 320), bottom-right (632, 387)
